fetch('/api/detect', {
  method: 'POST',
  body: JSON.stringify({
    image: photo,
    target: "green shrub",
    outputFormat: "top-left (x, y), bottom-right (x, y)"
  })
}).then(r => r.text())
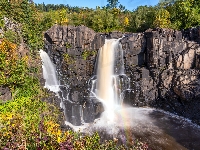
top-left (165, 0), bottom-right (200, 29)
top-left (82, 49), bottom-right (97, 60)
top-left (0, 0), bottom-right (55, 52)
top-left (0, 12), bottom-right (4, 29)
top-left (63, 53), bottom-right (75, 64)
top-left (4, 29), bottom-right (20, 44)
top-left (0, 96), bottom-right (60, 149)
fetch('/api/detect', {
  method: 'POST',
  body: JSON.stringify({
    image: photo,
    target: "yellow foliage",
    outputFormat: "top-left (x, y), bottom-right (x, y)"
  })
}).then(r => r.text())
top-left (0, 39), bottom-right (28, 87)
top-left (0, 113), bottom-right (24, 138)
top-left (61, 18), bottom-right (69, 25)
top-left (112, 8), bottom-right (120, 15)
top-left (0, 112), bottom-right (14, 123)
top-left (124, 16), bottom-right (129, 26)
top-left (55, 8), bottom-right (69, 25)
top-left (44, 121), bottom-right (62, 143)
top-left (153, 9), bottom-right (171, 28)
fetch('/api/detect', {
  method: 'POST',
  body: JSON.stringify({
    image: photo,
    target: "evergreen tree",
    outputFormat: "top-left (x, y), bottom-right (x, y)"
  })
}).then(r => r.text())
top-left (107, 0), bottom-right (119, 8)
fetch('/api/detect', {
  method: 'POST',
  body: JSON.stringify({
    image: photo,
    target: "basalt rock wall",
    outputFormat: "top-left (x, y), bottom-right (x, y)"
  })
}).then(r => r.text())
top-left (44, 25), bottom-right (200, 125)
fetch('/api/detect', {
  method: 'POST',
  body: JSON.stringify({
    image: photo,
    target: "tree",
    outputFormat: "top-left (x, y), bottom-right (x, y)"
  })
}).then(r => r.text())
top-left (166, 0), bottom-right (200, 29)
top-left (127, 6), bottom-right (156, 32)
top-left (107, 0), bottom-right (119, 9)
top-left (153, 9), bottom-right (171, 28)
top-left (123, 16), bottom-right (129, 26)
top-left (119, 4), bottom-right (125, 11)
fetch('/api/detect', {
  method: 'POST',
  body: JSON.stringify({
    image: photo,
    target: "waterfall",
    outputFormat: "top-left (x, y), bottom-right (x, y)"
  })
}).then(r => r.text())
top-left (97, 39), bottom-right (115, 104)
top-left (40, 39), bottom-right (129, 126)
top-left (40, 49), bottom-right (70, 123)
top-left (40, 50), bottom-right (84, 126)
top-left (92, 39), bottom-right (130, 123)
top-left (39, 50), bottom-right (60, 93)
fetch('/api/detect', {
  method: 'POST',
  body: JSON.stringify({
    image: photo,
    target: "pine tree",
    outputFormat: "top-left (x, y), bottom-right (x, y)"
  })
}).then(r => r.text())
top-left (107, 0), bottom-right (119, 9)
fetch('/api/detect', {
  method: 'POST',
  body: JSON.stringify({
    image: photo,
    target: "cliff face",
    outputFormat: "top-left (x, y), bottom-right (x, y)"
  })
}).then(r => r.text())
top-left (143, 28), bottom-right (200, 124)
top-left (44, 25), bottom-right (200, 125)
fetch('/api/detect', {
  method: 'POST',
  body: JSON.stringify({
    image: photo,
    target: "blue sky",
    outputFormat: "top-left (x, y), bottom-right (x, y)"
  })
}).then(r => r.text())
top-left (33, 0), bottom-right (159, 11)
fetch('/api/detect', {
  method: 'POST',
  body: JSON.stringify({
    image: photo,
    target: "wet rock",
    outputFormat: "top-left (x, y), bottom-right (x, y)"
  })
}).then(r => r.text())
top-left (108, 31), bottom-right (123, 39)
top-left (44, 25), bottom-right (200, 125)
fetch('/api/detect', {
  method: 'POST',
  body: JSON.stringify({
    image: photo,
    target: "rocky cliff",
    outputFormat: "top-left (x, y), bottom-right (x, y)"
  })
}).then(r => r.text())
top-left (44, 25), bottom-right (200, 125)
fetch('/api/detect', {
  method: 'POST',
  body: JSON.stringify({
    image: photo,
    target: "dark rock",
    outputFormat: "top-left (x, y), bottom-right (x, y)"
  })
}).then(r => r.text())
top-left (108, 31), bottom-right (123, 39)
top-left (44, 25), bottom-right (200, 126)
top-left (0, 86), bottom-right (12, 101)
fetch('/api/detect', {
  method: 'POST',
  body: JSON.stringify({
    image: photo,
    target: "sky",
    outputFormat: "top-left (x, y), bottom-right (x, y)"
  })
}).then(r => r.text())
top-left (33, 0), bottom-right (159, 11)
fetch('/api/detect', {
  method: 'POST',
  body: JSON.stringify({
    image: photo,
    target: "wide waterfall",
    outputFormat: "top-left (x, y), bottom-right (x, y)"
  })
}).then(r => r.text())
top-left (97, 39), bottom-right (116, 105)
top-left (93, 39), bottom-right (129, 123)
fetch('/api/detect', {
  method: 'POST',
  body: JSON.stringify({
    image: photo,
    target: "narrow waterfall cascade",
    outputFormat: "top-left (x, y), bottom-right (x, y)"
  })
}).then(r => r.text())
top-left (40, 50), bottom-right (83, 126)
top-left (39, 50), bottom-right (60, 93)
top-left (40, 50), bottom-right (67, 120)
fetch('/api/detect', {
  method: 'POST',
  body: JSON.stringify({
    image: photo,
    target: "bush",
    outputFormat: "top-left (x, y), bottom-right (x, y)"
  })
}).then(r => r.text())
top-left (0, 39), bottom-right (28, 88)
top-left (153, 9), bottom-right (171, 28)
top-left (0, 103), bottom-right (149, 149)
top-left (0, 96), bottom-right (60, 149)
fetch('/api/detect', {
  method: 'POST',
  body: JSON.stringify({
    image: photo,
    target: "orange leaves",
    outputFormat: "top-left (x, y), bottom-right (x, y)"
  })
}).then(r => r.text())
top-left (0, 38), bottom-right (28, 87)
top-left (0, 39), bottom-right (18, 61)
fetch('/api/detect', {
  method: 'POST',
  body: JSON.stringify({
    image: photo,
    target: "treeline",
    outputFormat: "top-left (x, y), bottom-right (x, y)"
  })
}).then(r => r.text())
top-left (35, 3), bottom-right (87, 13)
top-left (34, 0), bottom-right (200, 33)
top-left (1, 0), bottom-right (200, 42)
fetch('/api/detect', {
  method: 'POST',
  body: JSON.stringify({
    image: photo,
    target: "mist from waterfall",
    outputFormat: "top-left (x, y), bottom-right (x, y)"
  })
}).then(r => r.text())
top-left (40, 42), bottom-right (200, 150)
top-left (39, 40), bottom-right (200, 150)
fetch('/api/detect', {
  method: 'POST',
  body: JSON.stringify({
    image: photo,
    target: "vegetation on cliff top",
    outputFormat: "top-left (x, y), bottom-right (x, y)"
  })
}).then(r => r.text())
top-left (35, 0), bottom-right (200, 32)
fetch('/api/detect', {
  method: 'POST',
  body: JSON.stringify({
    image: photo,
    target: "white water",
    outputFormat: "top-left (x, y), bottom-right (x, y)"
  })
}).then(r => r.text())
top-left (40, 42), bottom-right (200, 149)
top-left (40, 50), bottom-right (68, 119)
top-left (96, 39), bottom-right (116, 123)
top-left (40, 42), bottom-right (200, 150)
top-left (95, 39), bottom-right (126, 124)
top-left (39, 50), bottom-right (60, 93)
